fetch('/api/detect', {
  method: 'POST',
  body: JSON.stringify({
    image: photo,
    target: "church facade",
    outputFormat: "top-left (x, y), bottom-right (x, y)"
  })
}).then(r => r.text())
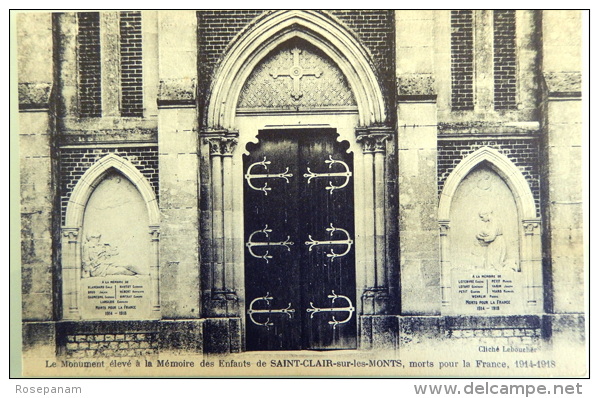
top-left (17, 10), bottom-right (584, 365)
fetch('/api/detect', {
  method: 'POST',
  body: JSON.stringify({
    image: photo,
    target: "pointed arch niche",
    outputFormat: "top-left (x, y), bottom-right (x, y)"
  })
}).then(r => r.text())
top-left (62, 154), bottom-right (160, 320)
top-left (438, 147), bottom-right (542, 315)
top-left (201, 10), bottom-right (393, 321)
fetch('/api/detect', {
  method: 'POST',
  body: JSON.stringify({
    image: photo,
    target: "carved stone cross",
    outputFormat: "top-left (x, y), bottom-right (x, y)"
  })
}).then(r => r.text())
top-left (270, 47), bottom-right (322, 100)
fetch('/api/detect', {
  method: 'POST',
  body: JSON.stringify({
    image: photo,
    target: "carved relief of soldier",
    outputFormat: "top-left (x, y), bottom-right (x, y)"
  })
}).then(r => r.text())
top-left (473, 208), bottom-right (519, 272)
top-left (82, 232), bottom-right (140, 277)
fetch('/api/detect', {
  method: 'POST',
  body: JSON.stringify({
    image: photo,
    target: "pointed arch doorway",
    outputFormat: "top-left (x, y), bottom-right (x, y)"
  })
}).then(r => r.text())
top-left (201, 10), bottom-right (391, 352)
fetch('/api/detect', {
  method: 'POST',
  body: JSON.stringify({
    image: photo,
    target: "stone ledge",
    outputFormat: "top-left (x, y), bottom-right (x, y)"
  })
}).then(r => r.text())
top-left (158, 78), bottom-right (197, 107)
top-left (543, 72), bottom-right (582, 98)
top-left (445, 315), bottom-right (542, 330)
top-left (18, 82), bottom-right (52, 110)
top-left (438, 121), bottom-right (540, 136)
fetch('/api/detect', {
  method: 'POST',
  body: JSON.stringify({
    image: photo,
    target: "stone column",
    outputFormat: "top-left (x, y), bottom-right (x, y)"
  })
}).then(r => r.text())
top-left (356, 130), bottom-right (391, 315)
top-left (149, 226), bottom-right (161, 313)
top-left (438, 220), bottom-right (451, 307)
top-left (540, 11), bottom-right (584, 315)
top-left (522, 219), bottom-right (542, 309)
top-left (396, 10), bottom-right (440, 316)
top-left (156, 11), bottom-right (200, 319)
top-left (204, 133), bottom-right (239, 316)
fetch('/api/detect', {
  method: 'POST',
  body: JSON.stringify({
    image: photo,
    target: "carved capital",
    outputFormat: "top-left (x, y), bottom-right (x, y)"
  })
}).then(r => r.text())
top-left (522, 219), bottom-right (541, 236)
top-left (221, 138), bottom-right (238, 157)
top-left (19, 82), bottom-right (52, 110)
top-left (396, 73), bottom-right (436, 99)
top-left (206, 138), bottom-right (222, 156)
top-left (543, 72), bottom-right (582, 98)
top-left (357, 133), bottom-right (390, 154)
top-left (439, 220), bottom-right (451, 236)
top-left (149, 226), bottom-right (160, 242)
top-left (62, 228), bottom-right (79, 242)
top-left (157, 78), bottom-right (196, 107)
top-left (204, 131), bottom-right (240, 157)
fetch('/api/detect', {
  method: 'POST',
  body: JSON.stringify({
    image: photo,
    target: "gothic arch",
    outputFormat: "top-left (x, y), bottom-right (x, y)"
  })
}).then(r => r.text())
top-left (438, 147), bottom-right (536, 221)
top-left (438, 147), bottom-right (542, 313)
top-left (61, 153), bottom-right (160, 320)
top-left (205, 10), bottom-right (386, 129)
top-left (64, 153), bottom-right (159, 229)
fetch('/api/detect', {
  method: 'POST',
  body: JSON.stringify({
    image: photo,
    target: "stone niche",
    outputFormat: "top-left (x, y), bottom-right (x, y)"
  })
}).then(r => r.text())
top-left (62, 154), bottom-right (160, 322)
top-left (439, 148), bottom-right (542, 316)
top-left (79, 171), bottom-right (153, 320)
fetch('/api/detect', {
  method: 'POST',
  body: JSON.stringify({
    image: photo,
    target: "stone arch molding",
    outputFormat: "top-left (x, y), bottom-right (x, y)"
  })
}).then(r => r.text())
top-left (64, 153), bottom-right (160, 229)
top-left (61, 153), bottom-right (160, 320)
top-left (206, 10), bottom-right (386, 130)
top-left (438, 147), bottom-right (536, 221)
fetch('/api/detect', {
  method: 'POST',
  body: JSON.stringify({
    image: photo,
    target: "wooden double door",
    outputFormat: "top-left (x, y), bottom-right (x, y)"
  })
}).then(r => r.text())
top-left (244, 129), bottom-right (357, 351)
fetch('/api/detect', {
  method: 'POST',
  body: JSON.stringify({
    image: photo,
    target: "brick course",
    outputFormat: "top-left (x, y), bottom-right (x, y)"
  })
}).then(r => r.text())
top-left (120, 11), bottom-right (144, 117)
top-left (60, 147), bottom-right (159, 224)
top-left (77, 12), bottom-right (102, 117)
top-left (438, 139), bottom-right (541, 216)
top-left (494, 10), bottom-right (517, 110)
top-left (451, 10), bottom-right (474, 111)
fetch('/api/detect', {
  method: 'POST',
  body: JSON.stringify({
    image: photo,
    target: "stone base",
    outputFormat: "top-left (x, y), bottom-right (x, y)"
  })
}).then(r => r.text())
top-left (21, 314), bottom-right (585, 357)
top-left (202, 318), bottom-right (242, 354)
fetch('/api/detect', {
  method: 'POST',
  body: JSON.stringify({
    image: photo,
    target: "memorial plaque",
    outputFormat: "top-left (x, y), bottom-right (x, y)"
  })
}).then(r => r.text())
top-left (450, 270), bottom-right (523, 315)
top-left (81, 276), bottom-right (152, 320)
top-left (79, 172), bottom-right (154, 320)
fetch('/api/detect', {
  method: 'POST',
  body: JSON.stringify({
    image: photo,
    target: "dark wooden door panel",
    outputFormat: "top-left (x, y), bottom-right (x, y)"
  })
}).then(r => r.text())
top-left (244, 129), bottom-right (356, 351)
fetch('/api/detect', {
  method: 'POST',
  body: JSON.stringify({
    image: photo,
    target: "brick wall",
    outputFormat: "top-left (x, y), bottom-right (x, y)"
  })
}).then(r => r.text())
top-left (451, 10), bottom-right (475, 111)
top-left (329, 10), bottom-right (395, 117)
top-left (197, 9), bottom-right (264, 115)
top-left (438, 139), bottom-right (540, 216)
top-left (60, 147), bottom-right (159, 224)
top-left (77, 12), bottom-right (102, 117)
top-left (120, 11), bottom-right (144, 117)
top-left (494, 10), bottom-right (517, 110)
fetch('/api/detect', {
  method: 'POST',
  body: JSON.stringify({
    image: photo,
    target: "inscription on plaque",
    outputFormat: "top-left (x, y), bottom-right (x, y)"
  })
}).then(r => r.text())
top-left (450, 271), bottom-right (523, 315)
top-left (81, 276), bottom-right (151, 319)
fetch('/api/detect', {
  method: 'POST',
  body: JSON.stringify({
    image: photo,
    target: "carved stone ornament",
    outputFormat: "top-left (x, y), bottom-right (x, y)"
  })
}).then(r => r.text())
top-left (62, 228), bottom-right (79, 242)
top-left (237, 40), bottom-right (356, 109)
top-left (206, 136), bottom-right (239, 156)
top-left (439, 220), bottom-right (450, 236)
top-left (157, 78), bottom-right (197, 106)
top-left (357, 133), bottom-right (390, 154)
top-left (18, 82), bottom-right (52, 109)
top-left (522, 219), bottom-right (540, 236)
